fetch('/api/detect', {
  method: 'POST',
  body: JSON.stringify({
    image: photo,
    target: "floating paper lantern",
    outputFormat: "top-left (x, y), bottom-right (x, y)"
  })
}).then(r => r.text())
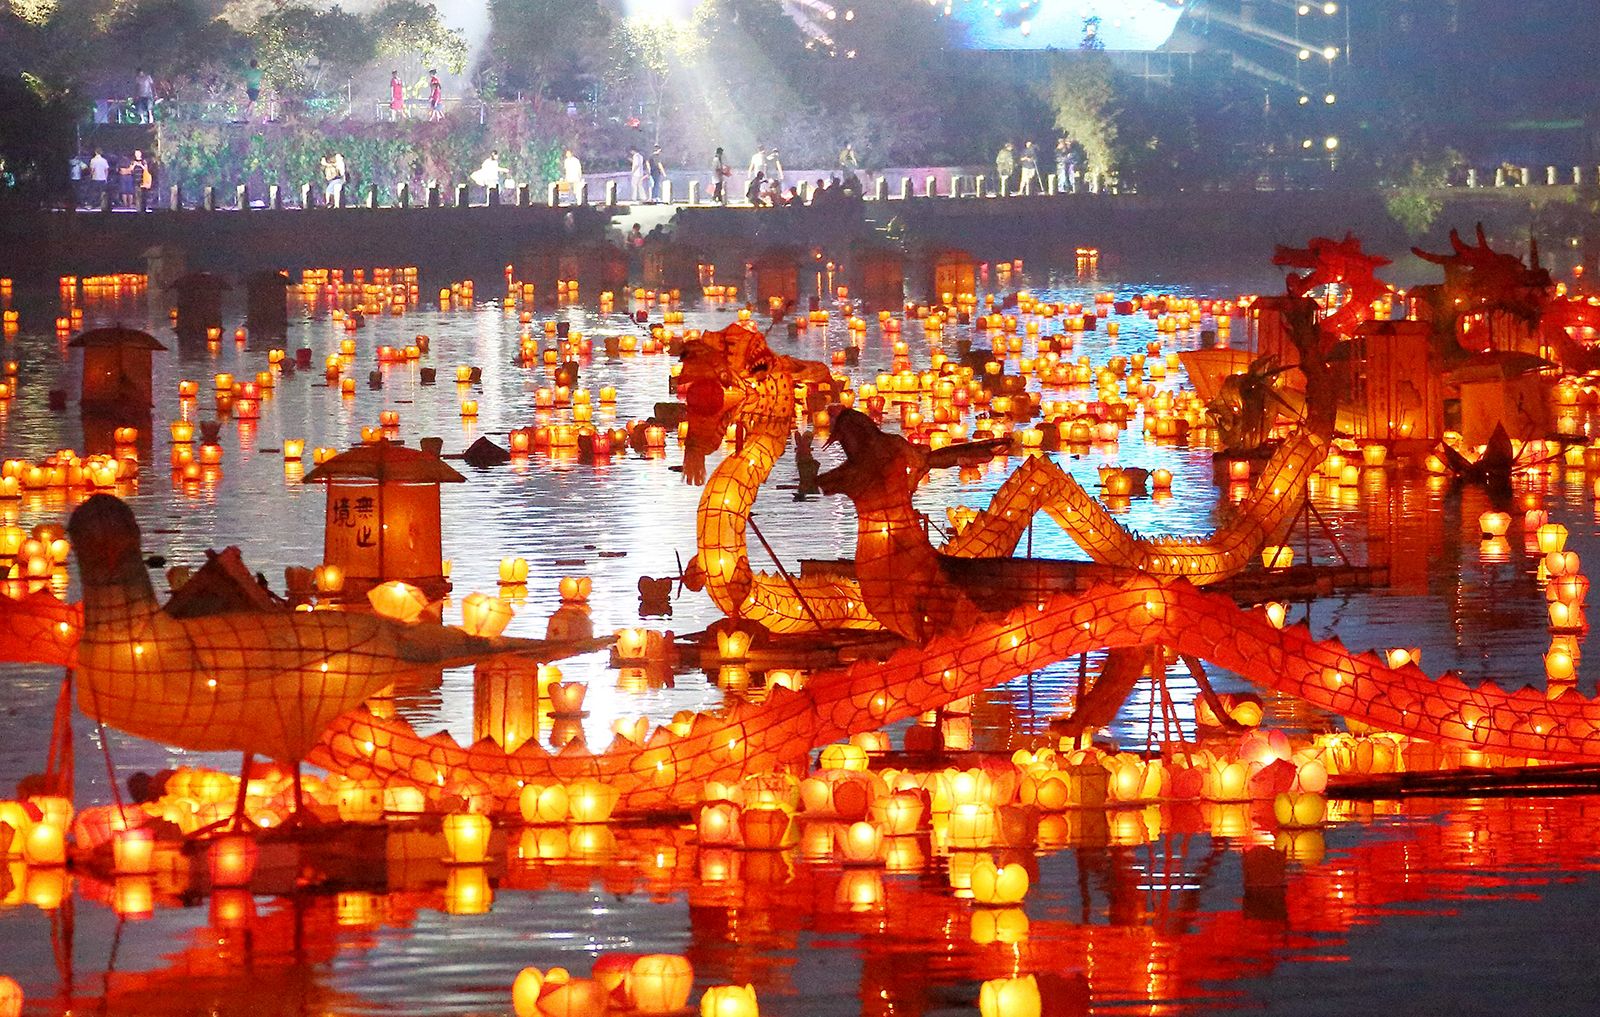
top-left (697, 801), bottom-right (742, 847)
top-left (969, 854), bottom-right (1029, 904)
top-left (1261, 545), bottom-right (1294, 569)
top-left (700, 984), bottom-right (759, 1017)
top-left (442, 813), bottom-right (491, 864)
top-left (738, 806), bottom-right (793, 850)
top-left (1537, 523), bottom-right (1569, 553)
top-left (460, 593), bottom-right (514, 638)
top-left (1273, 791), bottom-right (1327, 828)
top-left (21, 823), bottom-right (65, 866)
top-left (819, 743), bottom-right (869, 772)
top-left (208, 835), bottom-right (259, 888)
top-left (1478, 511), bottom-right (1510, 536)
top-left (368, 581), bottom-right (428, 623)
top-left (499, 557), bottom-right (529, 584)
top-left (628, 955), bottom-right (694, 1016)
top-left (513, 968), bottom-right (545, 1017)
top-left (112, 827), bottom-right (154, 874)
top-left (519, 783), bottom-right (569, 825)
top-left (558, 576), bottom-right (592, 603)
top-left (566, 780), bottom-right (619, 824)
top-left (978, 975), bottom-right (1040, 1017)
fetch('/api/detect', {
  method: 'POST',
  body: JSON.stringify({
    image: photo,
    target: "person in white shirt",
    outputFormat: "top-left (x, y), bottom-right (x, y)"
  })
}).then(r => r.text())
top-left (562, 148), bottom-right (583, 205)
top-left (89, 149), bottom-right (109, 207)
top-left (469, 151), bottom-right (502, 202)
top-left (629, 148), bottom-right (646, 202)
top-left (321, 151), bottom-right (345, 207)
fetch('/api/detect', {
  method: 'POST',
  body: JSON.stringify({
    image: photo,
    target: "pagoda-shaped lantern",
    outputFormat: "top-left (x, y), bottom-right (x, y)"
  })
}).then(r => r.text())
top-left (69, 326), bottom-right (167, 415)
top-left (927, 249), bottom-right (977, 302)
top-left (1350, 319), bottom-right (1442, 445)
top-left (301, 440), bottom-right (464, 600)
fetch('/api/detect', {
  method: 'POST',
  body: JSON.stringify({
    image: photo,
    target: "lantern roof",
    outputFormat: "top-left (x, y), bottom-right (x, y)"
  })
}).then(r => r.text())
top-left (68, 326), bottom-right (167, 351)
top-left (302, 440), bottom-right (466, 484)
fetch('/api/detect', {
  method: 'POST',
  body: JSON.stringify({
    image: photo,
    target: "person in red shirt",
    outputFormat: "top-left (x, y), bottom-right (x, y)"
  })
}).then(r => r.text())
top-left (389, 71), bottom-right (405, 121)
top-left (427, 69), bottom-right (442, 121)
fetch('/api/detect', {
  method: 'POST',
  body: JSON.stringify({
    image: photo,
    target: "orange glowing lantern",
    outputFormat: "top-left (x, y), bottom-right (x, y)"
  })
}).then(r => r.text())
top-left (978, 975), bottom-right (1041, 1017)
top-left (628, 955), bottom-right (695, 1016)
top-left (700, 984), bottom-right (759, 1017)
top-left (565, 780), bottom-right (619, 823)
top-left (558, 576), bottom-right (592, 603)
top-left (71, 327), bottom-right (166, 414)
top-left (970, 854), bottom-right (1029, 904)
top-left (112, 828), bottom-right (154, 874)
top-left (303, 442), bottom-right (463, 601)
top-left (519, 783), bottom-right (570, 825)
top-left (1478, 511), bottom-right (1511, 536)
top-left (442, 813), bottom-right (492, 864)
top-left (367, 581), bottom-right (429, 623)
top-left (207, 835), bottom-right (259, 888)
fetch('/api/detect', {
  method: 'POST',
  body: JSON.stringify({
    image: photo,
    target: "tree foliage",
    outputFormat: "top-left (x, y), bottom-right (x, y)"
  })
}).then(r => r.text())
top-left (486, 0), bottom-right (612, 100)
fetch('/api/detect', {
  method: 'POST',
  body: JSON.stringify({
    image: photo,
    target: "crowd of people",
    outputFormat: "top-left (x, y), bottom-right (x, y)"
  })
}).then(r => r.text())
top-left (995, 137), bottom-right (1086, 195)
top-left (68, 147), bottom-right (155, 208)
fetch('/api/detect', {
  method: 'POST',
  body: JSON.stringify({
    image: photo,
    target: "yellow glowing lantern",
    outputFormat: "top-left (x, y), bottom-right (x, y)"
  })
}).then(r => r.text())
top-left (0, 976), bottom-right (19, 1017)
top-left (442, 813), bottom-right (492, 864)
top-left (838, 821), bottom-right (883, 865)
top-left (548, 681), bottom-right (587, 715)
top-left (499, 557), bottom-right (529, 584)
top-left (716, 628), bottom-right (752, 661)
top-left (367, 580), bottom-right (428, 623)
top-left (819, 743), bottom-right (869, 772)
top-left (566, 780), bottom-right (619, 824)
top-left (460, 592), bottom-right (514, 637)
top-left (1273, 791), bottom-right (1327, 829)
top-left (700, 984), bottom-right (759, 1017)
top-left (628, 955), bottom-right (694, 1016)
top-left (558, 576), bottom-right (592, 602)
top-left (1261, 545), bottom-right (1294, 569)
top-left (1537, 523), bottom-right (1569, 553)
top-left (282, 439), bottom-right (305, 460)
top-left (978, 975), bottom-right (1041, 1017)
top-left (1264, 602), bottom-right (1287, 629)
top-left (969, 854), bottom-right (1029, 904)
top-left (512, 968), bottom-right (545, 1017)
top-left (519, 783), bottom-right (569, 825)
top-left (1478, 511), bottom-right (1511, 536)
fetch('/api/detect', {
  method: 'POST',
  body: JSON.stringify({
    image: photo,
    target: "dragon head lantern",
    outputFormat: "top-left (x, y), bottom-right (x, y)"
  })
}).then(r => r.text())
top-left (677, 321), bottom-right (831, 485)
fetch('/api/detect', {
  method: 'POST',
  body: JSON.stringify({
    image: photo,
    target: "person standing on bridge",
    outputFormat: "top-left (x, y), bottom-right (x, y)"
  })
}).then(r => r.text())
top-left (711, 147), bottom-right (730, 205)
top-left (89, 149), bottom-right (109, 207)
top-left (629, 147), bottom-right (647, 203)
top-left (1019, 141), bottom-right (1040, 195)
top-left (838, 142), bottom-right (861, 187)
top-left (995, 142), bottom-right (1015, 195)
top-left (563, 148), bottom-right (584, 204)
top-left (427, 69), bottom-right (443, 121)
top-left (747, 146), bottom-right (766, 194)
top-left (649, 146), bottom-right (667, 203)
top-left (321, 150), bottom-right (345, 207)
